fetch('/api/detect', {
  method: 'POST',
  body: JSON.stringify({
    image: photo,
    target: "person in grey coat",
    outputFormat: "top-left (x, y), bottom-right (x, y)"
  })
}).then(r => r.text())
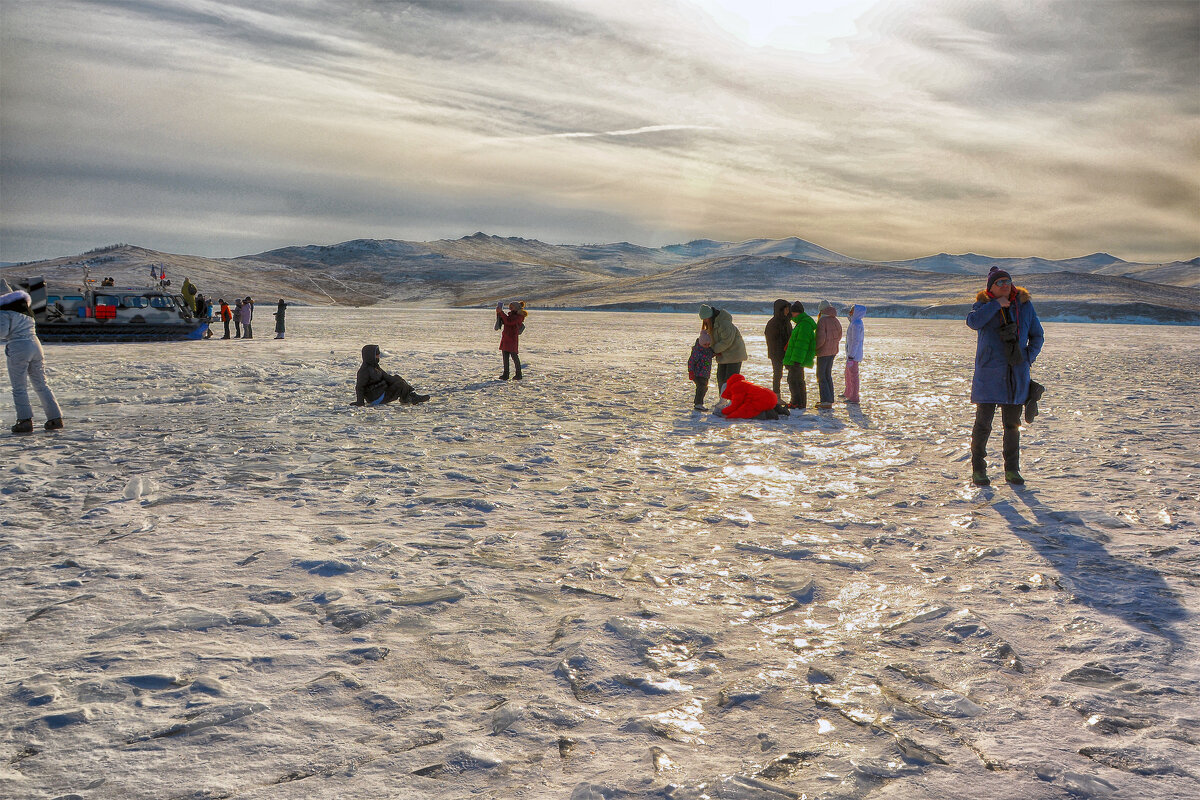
top-left (966, 267), bottom-right (1044, 486)
top-left (0, 282), bottom-right (63, 434)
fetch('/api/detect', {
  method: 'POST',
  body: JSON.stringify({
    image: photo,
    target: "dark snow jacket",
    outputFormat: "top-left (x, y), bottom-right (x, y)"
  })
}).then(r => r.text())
top-left (764, 299), bottom-right (793, 362)
top-left (274, 301), bottom-right (286, 333)
top-left (356, 344), bottom-right (392, 405)
top-left (966, 286), bottom-right (1044, 405)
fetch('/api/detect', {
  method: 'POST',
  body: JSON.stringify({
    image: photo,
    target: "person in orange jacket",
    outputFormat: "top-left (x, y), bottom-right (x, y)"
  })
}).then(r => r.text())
top-left (219, 299), bottom-right (232, 339)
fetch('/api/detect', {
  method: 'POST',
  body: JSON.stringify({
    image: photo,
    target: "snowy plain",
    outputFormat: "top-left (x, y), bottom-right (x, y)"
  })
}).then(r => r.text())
top-left (1, 308), bottom-right (1198, 800)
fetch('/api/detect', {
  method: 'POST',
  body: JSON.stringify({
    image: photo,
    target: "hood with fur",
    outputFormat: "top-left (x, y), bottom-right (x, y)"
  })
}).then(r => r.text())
top-left (976, 286), bottom-right (1031, 304)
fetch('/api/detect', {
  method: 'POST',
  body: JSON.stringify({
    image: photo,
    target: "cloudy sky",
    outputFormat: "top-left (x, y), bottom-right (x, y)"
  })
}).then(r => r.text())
top-left (1, 0), bottom-right (1197, 262)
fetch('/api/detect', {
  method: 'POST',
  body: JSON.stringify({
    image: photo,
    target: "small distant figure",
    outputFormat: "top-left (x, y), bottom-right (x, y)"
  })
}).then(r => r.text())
top-left (782, 301), bottom-right (816, 409)
top-left (273, 299), bottom-right (287, 339)
top-left (698, 304), bottom-right (747, 403)
top-left (101, 276), bottom-right (115, 287)
top-left (496, 301), bottom-right (527, 380)
top-left (687, 322), bottom-right (715, 410)
top-left (202, 297), bottom-right (214, 338)
top-left (719, 374), bottom-right (783, 420)
top-left (220, 299), bottom-right (232, 339)
top-left (764, 299), bottom-right (793, 398)
top-left (843, 304), bottom-right (866, 404)
top-left (354, 345), bottom-right (430, 406)
top-left (0, 282), bottom-right (64, 434)
top-left (967, 267), bottom-right (1044, 486)
top-left (814, 300), bottom-right (843, 409)
top-left (233, 298), bottom-right (243, 338)
top-left (240, 297), bottom-right (254, 339)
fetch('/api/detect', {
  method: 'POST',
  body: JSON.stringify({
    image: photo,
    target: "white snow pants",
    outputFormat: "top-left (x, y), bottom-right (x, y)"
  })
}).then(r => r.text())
top-left (5, 338), bottom-right (62, 422)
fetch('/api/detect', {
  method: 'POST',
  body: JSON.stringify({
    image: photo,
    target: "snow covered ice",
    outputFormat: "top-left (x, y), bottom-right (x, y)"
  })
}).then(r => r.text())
top-left (1, 308), bottom-right (1198, 800)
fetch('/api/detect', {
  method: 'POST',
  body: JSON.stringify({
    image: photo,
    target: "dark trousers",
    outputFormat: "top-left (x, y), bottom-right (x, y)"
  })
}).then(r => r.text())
top-left (223, 319), bottom-right (231, 338)
top-left (693, 378), bottom-right (708, 407)
top-left (816, 355), bottom-right (835, 404)
top-left (234, 319), bottom-right (242, 338)
top-left (502, 351), bottom-right (522, 376)
top-left (770, 358), bottom-right (784, 397)
top-left (244, 322), bottom-right (253, 339)
top-left (715, 362), bottom-right (741, 392)
top-left (786, 364), bottom-right (807, 407)
top-left (972, 403), bottom-right (1022, 473)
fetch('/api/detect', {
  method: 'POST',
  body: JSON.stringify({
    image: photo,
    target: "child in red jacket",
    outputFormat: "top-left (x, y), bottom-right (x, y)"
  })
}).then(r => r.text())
top-left (720, 374), bottom-right (781, 419)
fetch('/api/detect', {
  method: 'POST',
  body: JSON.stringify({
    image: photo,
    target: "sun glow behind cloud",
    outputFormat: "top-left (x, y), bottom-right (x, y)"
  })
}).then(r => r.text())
top-left (686, 0), bottom-right (878, 53)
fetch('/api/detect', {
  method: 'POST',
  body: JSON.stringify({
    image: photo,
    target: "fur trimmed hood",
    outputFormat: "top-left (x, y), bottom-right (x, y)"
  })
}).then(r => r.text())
top-left (976, 286), bottom-right (1031, 304)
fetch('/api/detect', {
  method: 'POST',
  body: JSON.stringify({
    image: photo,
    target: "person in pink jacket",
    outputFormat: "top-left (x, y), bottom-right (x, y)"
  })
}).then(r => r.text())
top-left (814, 300), bottom-right (843, 408)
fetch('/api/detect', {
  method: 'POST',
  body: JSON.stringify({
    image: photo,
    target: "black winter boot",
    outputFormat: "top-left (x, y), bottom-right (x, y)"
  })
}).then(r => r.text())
top-left (12, 419), bottom-right (33, 434)
top-left (44, 418), bottom-right (64, 431)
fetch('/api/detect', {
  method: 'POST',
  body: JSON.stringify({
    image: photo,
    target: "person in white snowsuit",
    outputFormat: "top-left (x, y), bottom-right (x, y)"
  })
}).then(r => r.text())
top-left (0, 282), bottom-right (63, 434)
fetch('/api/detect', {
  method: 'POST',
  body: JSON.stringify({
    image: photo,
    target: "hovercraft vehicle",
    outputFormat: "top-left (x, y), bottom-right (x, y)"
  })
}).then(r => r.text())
top-left (14, 273), bottom-right (209, 343)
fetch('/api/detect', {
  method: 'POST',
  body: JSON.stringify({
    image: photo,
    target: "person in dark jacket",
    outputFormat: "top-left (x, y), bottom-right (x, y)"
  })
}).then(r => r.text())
top-left (354, 345), bottom-right (429, 406)
top-left (764, 298), bottom-right (793, 398)
top-left (273, 299), bottom-right (287, 339)
top-left (966, 267), bottom-right (1044, 486)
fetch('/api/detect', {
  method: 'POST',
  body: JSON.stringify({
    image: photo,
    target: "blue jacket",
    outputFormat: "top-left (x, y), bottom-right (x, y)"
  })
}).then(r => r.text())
top-left (966, 287), bottom-right (1044, 405)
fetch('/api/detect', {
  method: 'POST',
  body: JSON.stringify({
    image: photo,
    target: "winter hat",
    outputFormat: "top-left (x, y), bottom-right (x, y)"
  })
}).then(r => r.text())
top-left (817, 299), bottom-right (832, 315)
top-left (986, 266), bottom-right (1012, 293)
top-left (0, 288), bottom-right (31, 307)
top-left (698, 304), bottom-right (714, 319)
top-left (789, 301), bottom-right (805, 314)
top-left (698, 330), bottom-right (713, 347)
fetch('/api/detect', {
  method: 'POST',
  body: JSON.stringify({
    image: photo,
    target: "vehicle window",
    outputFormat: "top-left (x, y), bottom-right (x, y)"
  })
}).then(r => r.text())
top-left (124, 296), bottom-right (148, 308)
top-left (62, 296), bottom-right (84, 303)
top-left (46, 296), bottom-right (60, 304)
top-left (95, 295), bottom-right (119, 306)
top-left (149, 296), bottom-right (172, 308)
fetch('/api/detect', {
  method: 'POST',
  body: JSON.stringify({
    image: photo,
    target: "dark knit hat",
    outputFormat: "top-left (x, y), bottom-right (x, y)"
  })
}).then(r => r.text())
top-left (986, 266), bottom-right (1012, 292)
top-left (789, 301), bottom-right (805, 314)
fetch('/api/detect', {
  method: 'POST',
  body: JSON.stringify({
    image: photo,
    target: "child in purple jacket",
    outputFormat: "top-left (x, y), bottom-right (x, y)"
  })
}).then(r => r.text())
top-left (687, 324), bottom-right (715, 410)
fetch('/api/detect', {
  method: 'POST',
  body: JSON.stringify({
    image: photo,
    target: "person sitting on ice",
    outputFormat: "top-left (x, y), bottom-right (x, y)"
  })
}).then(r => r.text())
top-left (719, 374), bottom-right (786, 420)
top-left (354, 344), bottom-right (430, 406)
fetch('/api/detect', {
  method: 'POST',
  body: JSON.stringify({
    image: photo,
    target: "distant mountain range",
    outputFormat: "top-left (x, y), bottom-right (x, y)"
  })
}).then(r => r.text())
top-left (3, 234), bottom-right (1197, 324)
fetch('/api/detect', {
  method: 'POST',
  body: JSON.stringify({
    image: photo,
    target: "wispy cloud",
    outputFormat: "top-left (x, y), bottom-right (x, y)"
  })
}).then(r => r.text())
top-left (0, 0), bottom-right (1196, 261)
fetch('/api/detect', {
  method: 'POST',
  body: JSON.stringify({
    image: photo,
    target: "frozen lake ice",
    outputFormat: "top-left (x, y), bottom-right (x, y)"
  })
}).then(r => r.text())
top-left (1, 309), bottom-right (1198, 799)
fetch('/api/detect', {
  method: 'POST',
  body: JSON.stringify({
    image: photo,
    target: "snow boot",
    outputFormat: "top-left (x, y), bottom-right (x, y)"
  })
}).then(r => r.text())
top-left (11, 419), bottom-right (33, 435)
top-left (971, 470), bottom-right (990, 486)
top-left (1005, 470), bottom-right (1025, 485)
top-left (513, 371), bottom-right (523, 380)
top-left (409, 393), bottom-right (430, 405)
top-left (44, 418), bottom-right (64, 431)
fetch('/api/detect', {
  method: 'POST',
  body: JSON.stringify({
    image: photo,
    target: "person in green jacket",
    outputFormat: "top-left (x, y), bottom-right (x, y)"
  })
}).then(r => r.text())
top-left (698, 304), bottom-right (748, 397)
top-left (781, 301), bottom-right (817, 409)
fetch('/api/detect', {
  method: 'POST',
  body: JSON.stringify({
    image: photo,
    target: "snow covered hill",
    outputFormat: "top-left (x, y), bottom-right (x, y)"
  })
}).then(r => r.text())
top-left (3, 235), bottom-right (1195, 323)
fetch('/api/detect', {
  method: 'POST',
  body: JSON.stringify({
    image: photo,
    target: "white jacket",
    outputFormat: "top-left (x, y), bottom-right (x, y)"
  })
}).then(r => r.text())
top-left (0, 309), bottom-right (39, 344)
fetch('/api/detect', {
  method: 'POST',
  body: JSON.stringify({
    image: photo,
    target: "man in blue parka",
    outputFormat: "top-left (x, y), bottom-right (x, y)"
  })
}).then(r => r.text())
top-left (967, 267), bottom-right (1044, 486)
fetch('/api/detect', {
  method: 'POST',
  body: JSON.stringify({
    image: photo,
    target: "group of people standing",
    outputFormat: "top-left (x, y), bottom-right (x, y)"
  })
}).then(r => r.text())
top-left (3, 268), bottom-right (1046, 486)
top-left (689, 299), bottom-right (866, 415)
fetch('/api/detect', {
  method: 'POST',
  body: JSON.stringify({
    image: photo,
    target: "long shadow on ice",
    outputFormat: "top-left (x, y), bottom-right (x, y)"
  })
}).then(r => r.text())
top-left (993, 489), bottom-right (1184, 650)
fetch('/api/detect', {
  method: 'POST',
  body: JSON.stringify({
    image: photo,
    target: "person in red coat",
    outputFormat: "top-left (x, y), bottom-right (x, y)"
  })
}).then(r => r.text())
top-left (496, 301), bottom-right (528, 380)
top-left (720, 374), bottom-right (779, 419)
